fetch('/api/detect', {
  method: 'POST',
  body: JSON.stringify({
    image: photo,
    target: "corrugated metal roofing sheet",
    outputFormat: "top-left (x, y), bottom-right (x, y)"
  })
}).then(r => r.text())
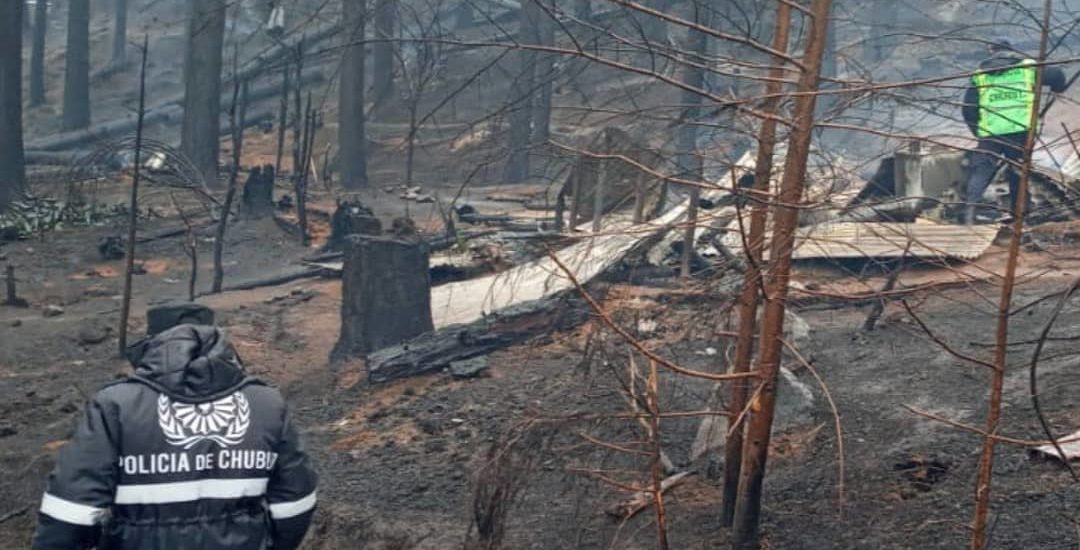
top-left (790, 222), bottom-right (1000, 260)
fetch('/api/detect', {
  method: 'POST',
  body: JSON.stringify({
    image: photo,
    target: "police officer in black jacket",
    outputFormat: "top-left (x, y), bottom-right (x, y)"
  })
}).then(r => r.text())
top-left (30, 304), bottom-right (317, 550)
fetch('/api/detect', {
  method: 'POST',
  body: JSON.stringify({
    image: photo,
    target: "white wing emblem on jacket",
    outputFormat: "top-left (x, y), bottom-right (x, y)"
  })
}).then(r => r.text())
top-left (158, 392), bottom-right (251, 449)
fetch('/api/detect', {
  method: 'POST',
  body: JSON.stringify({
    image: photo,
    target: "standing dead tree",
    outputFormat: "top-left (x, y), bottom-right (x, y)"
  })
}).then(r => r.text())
top-left (112, 0), bottom-right (128, 69)
top-left (396, 0), bottom-right (450, 186)
top-left (502, 0), bottom-right (544, 183)
top-left (275, 61), bottom-right (291, 178)
top-left (0, 0), bottom-right (26, 211)
top-left (732, 0), bottom-right (833, 547)
top-left (645, 358), bottom-right (670, 550)
top-left (290, 38), bottom-right (305, 184)
top-left (723, 0), bottom-right (792, 528)
top-left (62, 0), bottom-right (91, 131)
top-left (170, 194), bottom-right (199, 302)
top-left (117, 36), bottom-right (150, 355)
top-left (181, 0), bottom-right (226, 187)
top-left (294, 95), bottom-right (316, 246)
top-left (373, 0), bottom-right (397, 109)
top-left (970, 2), bottom-right (1054, 549)
top-left (212, 51), bottom-right (249, 294)
top-left (29, 0), bottom-right (47, 107)
top-left (676, 3), bottom-right (710, 279)
top-left (339, 0), bottom-right (369, 189)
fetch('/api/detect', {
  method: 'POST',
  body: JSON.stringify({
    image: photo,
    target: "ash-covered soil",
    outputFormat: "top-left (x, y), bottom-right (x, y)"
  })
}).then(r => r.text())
top-left (4, 219), bottom-right (1080, 550)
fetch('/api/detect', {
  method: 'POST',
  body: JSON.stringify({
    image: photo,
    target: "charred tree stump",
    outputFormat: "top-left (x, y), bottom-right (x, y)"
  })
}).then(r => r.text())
top-left (333, 235), bottom-right (433, 360)
top-left (327, 200), bottom-right (381, 250)
top-left (241, 164), bottom-right (275, 217)
top-left (4, 265), bottom-right (28, 307)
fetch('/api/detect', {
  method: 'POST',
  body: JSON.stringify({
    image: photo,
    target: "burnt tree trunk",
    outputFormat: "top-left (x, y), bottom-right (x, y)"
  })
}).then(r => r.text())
top-left (62, 0), bottom-right (91, 131)
top-left (112, 0), bottom-right (127, 67)
top-left (181, 0), bottom-right (226, 187)
top-left (868, 0), bottom-right (898, 63)
top-left (676, 3), bottom-right (709, 278)
top-left (29, 0), bottom-right (47, 107)
top-left (291, 40), bottom-right (303, 180)
top-left (643, 0), bottom-right (672, 45)
top-left (574, 0), bottom-right (591, 20)
top-left (732, 0), bottom-right (832, 546)
top-left (294, 96), bottom-right (314, 246)
top-left (502, 0), bottom-right (541, 183)
top-left (532, 0), bottom-right (554, 145)
top-left (723, 0), bottom-right (792, 528)
top-left (372, 0), bottom-right (395, 108)
top-left (339, 0), bottom-right (368, 189)
top-left (334, 235), bottom-right (434, 359)
top-left (117, 35), bottom-right (149, 355)
top-left (212, 70), bottom-right (247, 294)
top-left (0, 0), bottom-right (26, 211)
top-left (241, 165), bottom-right (275, 217)
top-left (274, 64), bottom-right (289, 176)
top-left (454, 0), bottom-right (473, 28)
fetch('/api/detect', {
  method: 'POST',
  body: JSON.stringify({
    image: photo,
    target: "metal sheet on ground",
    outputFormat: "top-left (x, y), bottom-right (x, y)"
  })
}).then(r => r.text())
top-left (430, 152), bottom-right (755, 329)
top-left (791, 222), bottom-right (1000, 260)
top-left (1031, 429), bottom-right (1080, 461)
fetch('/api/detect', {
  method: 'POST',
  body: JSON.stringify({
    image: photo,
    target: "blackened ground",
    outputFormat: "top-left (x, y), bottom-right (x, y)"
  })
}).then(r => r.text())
top-left (4, 230), bottom-right (1080, 549)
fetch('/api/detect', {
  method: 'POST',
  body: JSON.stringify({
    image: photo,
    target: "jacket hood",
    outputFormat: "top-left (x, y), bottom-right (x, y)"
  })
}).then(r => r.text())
top-left (980, 53), bottom-right (1028, 74)
top-left (127, 324), bottom-right (252, 402)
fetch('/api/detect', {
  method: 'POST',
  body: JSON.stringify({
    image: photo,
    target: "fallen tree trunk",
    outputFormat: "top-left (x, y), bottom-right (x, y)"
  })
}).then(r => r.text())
top-left (136, 224), bottom-right (207, 243)
top-left (366, 292), bottom-right (590, 383)
top-left (26, 70), bottom-right (325, 153)
top-left (25, 149), bottom-right (91, 166)
top-left (212, 266), bottom-right (327, 293)
top-left (26, 105), bottom-right (277, 167)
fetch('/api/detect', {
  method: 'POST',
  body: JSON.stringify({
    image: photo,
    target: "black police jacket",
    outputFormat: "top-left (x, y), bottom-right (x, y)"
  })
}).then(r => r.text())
top-left (30, 325), bottom-right (317, 550)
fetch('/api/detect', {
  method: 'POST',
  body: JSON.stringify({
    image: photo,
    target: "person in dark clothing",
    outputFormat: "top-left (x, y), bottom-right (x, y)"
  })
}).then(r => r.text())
top-left (30, 303), bottom-right (317, 550)
top-left (961, 37), bottom-right (1067, 223)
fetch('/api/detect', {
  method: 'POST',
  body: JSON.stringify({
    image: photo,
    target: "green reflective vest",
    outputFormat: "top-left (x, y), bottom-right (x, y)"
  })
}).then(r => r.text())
top-left (973, 59), bottom-right (1037, 137)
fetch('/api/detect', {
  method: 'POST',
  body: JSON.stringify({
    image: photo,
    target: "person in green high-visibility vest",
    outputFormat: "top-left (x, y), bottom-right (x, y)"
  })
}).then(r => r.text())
top-left (961, 37), bottom-right (1066, 224)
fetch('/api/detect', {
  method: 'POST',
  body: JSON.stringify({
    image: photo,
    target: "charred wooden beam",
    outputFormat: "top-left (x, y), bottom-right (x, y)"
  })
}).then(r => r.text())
top-left (366, 293), bottom-right (590, 383)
